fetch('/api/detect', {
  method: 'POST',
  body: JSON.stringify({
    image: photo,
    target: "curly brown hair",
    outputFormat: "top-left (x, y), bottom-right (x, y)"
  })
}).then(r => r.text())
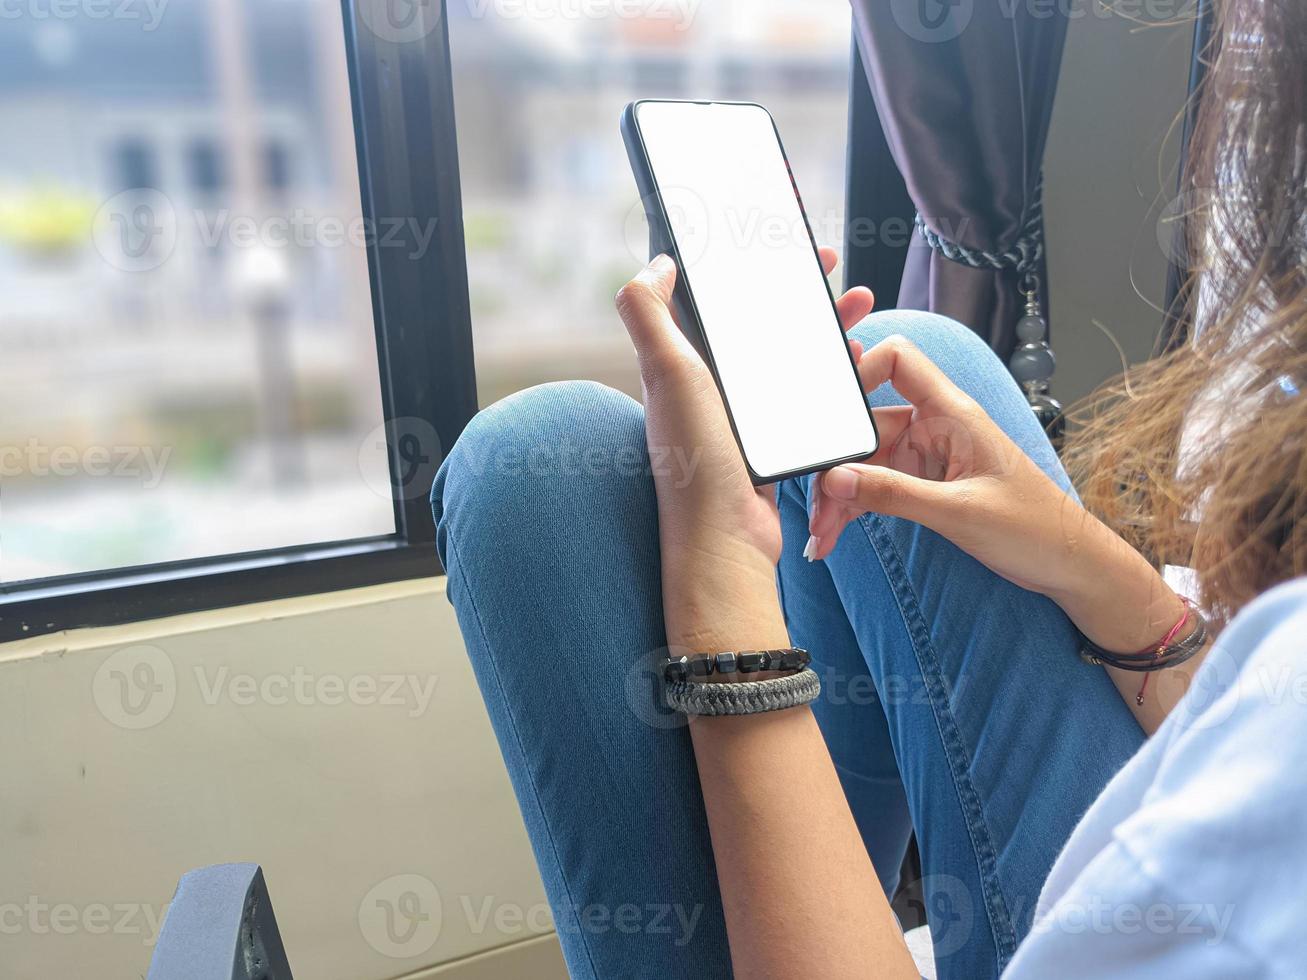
top-left (1064, 0), bottom-right (1307, 627)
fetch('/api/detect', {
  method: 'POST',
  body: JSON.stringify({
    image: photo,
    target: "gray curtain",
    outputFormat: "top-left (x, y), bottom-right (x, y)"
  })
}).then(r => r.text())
top-left (849, 2), bottom-right (1070, 355)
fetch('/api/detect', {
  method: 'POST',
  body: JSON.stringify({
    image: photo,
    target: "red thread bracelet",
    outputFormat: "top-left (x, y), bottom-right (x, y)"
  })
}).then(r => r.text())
top-left (1135, 600), bottom-right (1192, 706)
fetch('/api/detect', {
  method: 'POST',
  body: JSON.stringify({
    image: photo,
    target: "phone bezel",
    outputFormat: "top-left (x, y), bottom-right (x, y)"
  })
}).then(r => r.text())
top-left (622, 98), bottom-right (879, 485)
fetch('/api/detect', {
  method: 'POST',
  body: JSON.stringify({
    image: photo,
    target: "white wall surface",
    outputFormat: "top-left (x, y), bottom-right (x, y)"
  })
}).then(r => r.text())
top-left (1045, 11), bottom-right (1196, 403)
top-left (0, 579), bottom-right (566, 980)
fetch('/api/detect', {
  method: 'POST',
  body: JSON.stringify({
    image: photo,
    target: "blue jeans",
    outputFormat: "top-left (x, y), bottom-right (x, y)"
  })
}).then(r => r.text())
top-left (431, 311), bottom-right (1144, 980)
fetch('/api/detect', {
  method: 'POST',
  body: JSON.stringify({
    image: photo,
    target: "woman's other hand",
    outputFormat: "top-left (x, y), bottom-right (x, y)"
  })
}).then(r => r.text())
top-left (807, 335), bottom-right (1078, 592)
top-left (808, 335), bottom-right (1184, 660)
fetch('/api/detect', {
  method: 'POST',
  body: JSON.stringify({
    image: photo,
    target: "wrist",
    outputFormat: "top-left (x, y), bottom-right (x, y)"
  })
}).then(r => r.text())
top-left (666, 594), bottom-right (790, 654)
top-left (662, 548), bottom-right (789, 653)
top-left (1046, 519), bottom-right (1184, 653)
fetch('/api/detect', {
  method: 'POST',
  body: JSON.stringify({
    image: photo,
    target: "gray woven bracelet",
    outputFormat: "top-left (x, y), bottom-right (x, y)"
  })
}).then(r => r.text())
top-left (664, 668), bottom-right (821, 717)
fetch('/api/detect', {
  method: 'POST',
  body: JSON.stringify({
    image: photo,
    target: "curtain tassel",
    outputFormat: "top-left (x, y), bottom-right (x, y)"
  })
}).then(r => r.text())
top-left (1008, 272), bottom-right (1064, 447)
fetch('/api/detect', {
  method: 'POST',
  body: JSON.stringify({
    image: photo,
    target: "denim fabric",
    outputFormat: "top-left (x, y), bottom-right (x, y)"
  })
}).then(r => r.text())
top-left (431, 310), bottom-right (1144, 979)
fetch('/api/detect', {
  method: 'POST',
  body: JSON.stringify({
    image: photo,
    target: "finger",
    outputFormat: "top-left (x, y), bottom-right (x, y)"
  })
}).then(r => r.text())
top-left (810, 505), bottom-right (857, 561)
top-left (818, 246), bottom-right (838, 277)
top-left (857, 335), bottom-right (970, 413)
top-left (835, 286), bottom-right (875, 332)
top-left (807, 492), bottom-right (856, 554)
top-left (806, 406), bottom-right (912, 540)
top-left (848, 339), bottom-right (864, 361)
top-left (816, 463), bottom-right (958, 531)
top-left (866, 406), bottom-right (965, 482)
top-left (865, 406), bottom-right (915, 466)
top-left (809, 475), bottom-right (863, 541)
top-left (614, 255), bottom-right (697, 367)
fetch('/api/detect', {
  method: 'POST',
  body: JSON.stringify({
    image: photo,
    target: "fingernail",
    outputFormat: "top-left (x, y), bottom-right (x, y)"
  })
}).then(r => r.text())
top-left (649, 253), bottom-right (675, 274)
top-left (824, 467), bottom-right (859, 500)
top-left (803, 535), bottom-right (820, 562)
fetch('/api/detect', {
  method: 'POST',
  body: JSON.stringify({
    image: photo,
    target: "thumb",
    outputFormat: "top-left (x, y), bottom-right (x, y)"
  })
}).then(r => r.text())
top-left (820, 463), bottom-right (958, 528)
top-left (614, 254), bottom-right (698, 367)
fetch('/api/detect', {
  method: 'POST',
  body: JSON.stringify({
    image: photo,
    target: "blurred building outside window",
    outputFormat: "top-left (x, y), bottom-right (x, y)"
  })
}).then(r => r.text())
top-left (0, 0), bottom-right (392, 582)
top-left (0, 0), bottom-right (852, 585)
top-left (448, 0), bottom-right (853, 407)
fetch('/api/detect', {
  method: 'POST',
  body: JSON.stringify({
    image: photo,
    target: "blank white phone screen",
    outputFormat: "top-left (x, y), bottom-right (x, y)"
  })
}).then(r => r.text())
top-left (635, 100), bottom-right (878, 480)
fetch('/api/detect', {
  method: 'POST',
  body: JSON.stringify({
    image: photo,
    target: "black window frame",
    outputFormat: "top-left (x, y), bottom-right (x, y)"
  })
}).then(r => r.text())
top-left (0, 0), bottom-right (477, 643)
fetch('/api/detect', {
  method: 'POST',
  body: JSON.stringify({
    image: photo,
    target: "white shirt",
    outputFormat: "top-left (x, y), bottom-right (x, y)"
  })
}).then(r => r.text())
top-left (1003, 577), bottom-right (1307, 977)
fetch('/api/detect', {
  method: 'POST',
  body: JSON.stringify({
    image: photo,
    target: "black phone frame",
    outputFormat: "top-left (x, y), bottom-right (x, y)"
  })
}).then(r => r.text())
top-left (620, 98), bottom-right (879, 486)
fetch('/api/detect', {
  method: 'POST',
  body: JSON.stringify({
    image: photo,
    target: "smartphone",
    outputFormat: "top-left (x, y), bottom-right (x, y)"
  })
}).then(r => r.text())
top-left (621, 99), bottom-right (878, 484)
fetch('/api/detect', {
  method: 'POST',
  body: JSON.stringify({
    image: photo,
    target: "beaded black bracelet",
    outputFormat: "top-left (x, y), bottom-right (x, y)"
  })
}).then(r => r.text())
top-left (664, 648), bottom-right (810, 683)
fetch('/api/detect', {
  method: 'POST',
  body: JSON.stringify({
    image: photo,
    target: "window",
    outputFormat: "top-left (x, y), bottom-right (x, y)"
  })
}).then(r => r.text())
top-left (1, 0), bottom-right (851, 638)
top-left (1, 0), bottom-right (475, 638)
top-left (0, 1), bottom-right (397, 584)
top-left (185, 139), bottom-right (226, 197)
top-left (447, 0), bottom-right (853, 408)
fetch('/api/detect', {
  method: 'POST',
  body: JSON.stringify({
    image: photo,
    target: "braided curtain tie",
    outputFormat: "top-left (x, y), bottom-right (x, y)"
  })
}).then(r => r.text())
top-left (911, 175), bottom-right (1063, 440)
top-left (913, 176), bottom-right (1045, 277)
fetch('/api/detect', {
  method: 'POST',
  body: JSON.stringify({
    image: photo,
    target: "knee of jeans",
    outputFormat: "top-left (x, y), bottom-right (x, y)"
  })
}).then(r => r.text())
top-left (431, 380), bottom-right (647, 568)
top-left (847, 309), bottom-right (1009, 409)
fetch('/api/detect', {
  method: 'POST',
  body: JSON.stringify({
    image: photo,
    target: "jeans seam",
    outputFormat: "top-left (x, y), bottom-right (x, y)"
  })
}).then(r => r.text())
top-left (860, 513), bottom-right (1019, 971)
top-left (444, 527), bottom-right (603, 980)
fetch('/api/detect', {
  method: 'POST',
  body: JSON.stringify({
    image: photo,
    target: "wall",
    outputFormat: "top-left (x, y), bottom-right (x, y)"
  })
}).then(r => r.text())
top-left (0, 579), bottom-right (566, 980)
top-left (1045, 10), bottom-right (1196, 404)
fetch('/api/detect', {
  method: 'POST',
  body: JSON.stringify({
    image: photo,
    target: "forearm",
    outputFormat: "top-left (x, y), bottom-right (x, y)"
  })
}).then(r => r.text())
top-left (690, 708), bottom-right (918, 979)
top-left (664, 569), bottom-right (916, 980)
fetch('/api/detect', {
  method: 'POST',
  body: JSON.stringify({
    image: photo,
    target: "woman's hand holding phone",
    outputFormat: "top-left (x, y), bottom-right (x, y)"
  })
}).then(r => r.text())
top-left (619, 249), bottom-right (925, 980)
top-left (614, 247), bottom-right (872, 652)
